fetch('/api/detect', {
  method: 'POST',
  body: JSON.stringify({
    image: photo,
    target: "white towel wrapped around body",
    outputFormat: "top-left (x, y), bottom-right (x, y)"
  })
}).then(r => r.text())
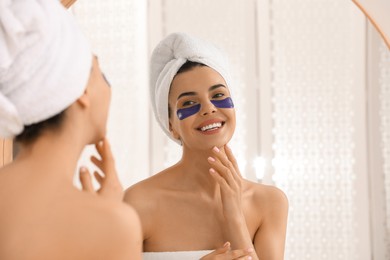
top-left (150, 33), bottom-right (233, 143)
top-left (0, 0), bottom-right (91, 138)
top-left (143, 250), bottom-right (213, 260)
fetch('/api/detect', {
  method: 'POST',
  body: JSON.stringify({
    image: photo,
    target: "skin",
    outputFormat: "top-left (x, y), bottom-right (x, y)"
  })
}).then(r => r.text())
top-left (0, 57), bottom-right (142, 260)
top-left (60, 0), bottom-right (77, 8)
top-left (124, 66), bottom-right (289, 259)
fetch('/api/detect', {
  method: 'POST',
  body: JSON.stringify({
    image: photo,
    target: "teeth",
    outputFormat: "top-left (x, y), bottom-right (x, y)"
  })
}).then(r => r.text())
top-left (200, 122), bottom-right (222, 132)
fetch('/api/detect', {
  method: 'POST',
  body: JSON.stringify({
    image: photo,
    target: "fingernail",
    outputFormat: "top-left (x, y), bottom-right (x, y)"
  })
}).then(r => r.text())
top-left (223, 241), bottom-right (230, 247)
top-left (247, 247), bottom-right (254, 252)
top-left (209, 168), bottom-right (216, 174)
top-left (213, 146), bottom-right (220, 153)
top-left (247, 257), bottom-right (252, 260)
top-left (208, 156), bottom-right (215, 162)
top-left (80, 167), bottom-right (86, 173)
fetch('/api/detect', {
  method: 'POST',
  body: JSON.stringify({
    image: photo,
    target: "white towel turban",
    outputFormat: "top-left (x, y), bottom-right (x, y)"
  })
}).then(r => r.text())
top-left (150, 32), bottom-right (233, 143)
top-left (0, 0), bottom-right (91, 138)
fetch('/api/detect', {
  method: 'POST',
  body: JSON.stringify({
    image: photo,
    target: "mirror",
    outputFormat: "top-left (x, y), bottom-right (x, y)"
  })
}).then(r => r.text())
top-left (1, 1), bottom-right (389, 259)
top-left (71, 1), bottom-right (390, 259)
top-left (352, 0), bottom-right (390, 49)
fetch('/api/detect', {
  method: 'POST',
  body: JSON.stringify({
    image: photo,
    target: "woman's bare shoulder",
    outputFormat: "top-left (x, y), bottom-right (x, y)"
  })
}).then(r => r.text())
top-left (96, 201), bottom-right (142, 258)
top-left (65, 196), bottom-right (142, 259)
top-left (243, 180), bottom-right (289, 212)
top-left (0, 187), bottom-right (142, 260)
top-left (124, 166), bottom-right (176, 206)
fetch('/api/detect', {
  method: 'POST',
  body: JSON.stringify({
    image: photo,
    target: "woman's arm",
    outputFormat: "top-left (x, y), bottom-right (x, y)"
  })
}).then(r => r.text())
top-left (253, 187), bottom-right (289, 260)
top-left (207, 145), bottom-right (288, 260)
top-left (207, 145), bottom-right (258, 258)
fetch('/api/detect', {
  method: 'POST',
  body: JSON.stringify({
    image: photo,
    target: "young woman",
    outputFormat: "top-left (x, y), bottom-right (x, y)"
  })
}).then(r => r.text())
top-left (0, 0), bottom-right (142, 259)
top-left (124, 33), bottom-right (289, 259)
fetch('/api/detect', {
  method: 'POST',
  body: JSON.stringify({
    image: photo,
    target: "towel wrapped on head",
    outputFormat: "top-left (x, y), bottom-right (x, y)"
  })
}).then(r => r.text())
top-left (150, 32), bottom-right (233, 143)
top-left (0, 0), bottom-right (91, 138)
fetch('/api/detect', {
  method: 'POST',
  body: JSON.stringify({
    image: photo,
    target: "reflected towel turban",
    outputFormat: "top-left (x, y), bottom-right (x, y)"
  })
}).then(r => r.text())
top-left (150, 32), bottom-right (232, 143)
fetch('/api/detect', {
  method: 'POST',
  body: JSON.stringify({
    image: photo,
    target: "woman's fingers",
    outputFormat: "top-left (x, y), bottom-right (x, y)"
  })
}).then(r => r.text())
top-left (200, 242), bottom-right (253, 260)
top-left (235, 256), bottom-right (252, 260)
top-left (99, 138), bottom-right (115, 165)
top-left (209, 168), bottom-right (230, 189)
top-left (96, 138), bottom-right (117, 179)
top-left (200, 242), bottom-right (230, 259)
top-left (79, 167), bottom-right (94, 193)
top-left (215, 241), bottom-right (231, 254)
top-left (209, 146), bottom-right (242, 186)
top-left (94, 171), bottom-right (103, 184)
top-left (208, 159), bottom-right (235, 187)
top-left (91, 138), bottom-right (118, 181)
top-left (228, 248), bottom-right (254, 259)
top-left (224, 144), bottom-right (242, 179)
top-left (83, 138), bottom-right (123, 201)
top-left (90, 155), bottom-right (103, 171)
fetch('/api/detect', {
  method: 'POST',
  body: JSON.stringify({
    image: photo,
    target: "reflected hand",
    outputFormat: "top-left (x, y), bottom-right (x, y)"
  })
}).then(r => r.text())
top-left (79, 137), bottom-right (123, 201)
top-left (207, 145), bottom-right (244, 218)
top-left (200, 242), bottom-right (253, 260)
top-left (207, 146), bottom-right (258, 258)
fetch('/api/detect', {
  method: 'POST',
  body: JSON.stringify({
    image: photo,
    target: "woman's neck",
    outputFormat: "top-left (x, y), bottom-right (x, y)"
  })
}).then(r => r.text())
top-left (14, 128), bottom-right (88, 184)
top-left (176, 146), bottom-right (226, 198)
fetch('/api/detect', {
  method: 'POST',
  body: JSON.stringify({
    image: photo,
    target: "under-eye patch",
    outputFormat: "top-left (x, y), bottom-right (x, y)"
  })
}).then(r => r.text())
top-left (211, 97), bottom-right (234, 109)
top-left (176, 97), bottom-right (234, 120)
top-left (177, 104), bottom-right (201, 120)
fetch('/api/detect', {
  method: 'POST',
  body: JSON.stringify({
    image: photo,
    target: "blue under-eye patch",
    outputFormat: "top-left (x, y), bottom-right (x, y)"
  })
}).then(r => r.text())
top-left (177, 104), bottom-right (201, 120)
top-left (211, 97), bottom-right (234, 109)
top-left (176, 97), bottom-right (234, 120)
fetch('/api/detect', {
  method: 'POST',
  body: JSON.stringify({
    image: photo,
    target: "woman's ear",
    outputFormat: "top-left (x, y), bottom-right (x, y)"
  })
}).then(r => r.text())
top-left (169, 121), bottom-right (181, 141)
top-left (76, 88), bottom-right (90, 108)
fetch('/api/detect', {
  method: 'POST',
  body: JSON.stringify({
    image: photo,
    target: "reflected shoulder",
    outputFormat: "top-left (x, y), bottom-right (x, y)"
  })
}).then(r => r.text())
top-left (244, 180), bottom-right (289, 212)
top-left (123, 167), bottom-right (175, 205)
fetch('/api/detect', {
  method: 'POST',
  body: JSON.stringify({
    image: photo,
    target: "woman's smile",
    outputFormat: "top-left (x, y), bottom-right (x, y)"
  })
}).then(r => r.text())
top-left (196, 119), bottom-right (226, 135)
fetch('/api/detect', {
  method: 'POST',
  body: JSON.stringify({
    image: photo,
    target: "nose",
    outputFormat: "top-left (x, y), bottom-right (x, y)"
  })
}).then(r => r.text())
top-left (200, 100), bottom-right (217, 116)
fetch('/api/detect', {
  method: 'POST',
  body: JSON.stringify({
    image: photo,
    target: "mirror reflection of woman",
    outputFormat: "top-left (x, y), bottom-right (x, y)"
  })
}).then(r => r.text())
top-left (124, 33), bottom-right (288, 260)
top-left (0, 0), bottom-right (142, 259)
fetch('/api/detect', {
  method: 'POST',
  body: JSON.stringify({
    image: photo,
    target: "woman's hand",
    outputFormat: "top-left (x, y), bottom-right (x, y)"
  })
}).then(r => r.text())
top-left (200, 242), bottom-right (253, 260)
top-left (207, 145), bottom-right (258, 259)
top-left (207, 145), bottom-right (244, 218)
top-left (79, 137), bottom-right (123, 201)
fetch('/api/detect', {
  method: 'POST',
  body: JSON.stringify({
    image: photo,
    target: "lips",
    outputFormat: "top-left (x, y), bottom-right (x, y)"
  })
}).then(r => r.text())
top-left (196, 119), bottom-right (225, 132)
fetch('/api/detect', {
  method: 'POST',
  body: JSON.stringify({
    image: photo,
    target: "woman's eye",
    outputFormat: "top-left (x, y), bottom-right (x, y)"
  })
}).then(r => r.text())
top-left (182, 100), bottom-right (196, 107)
top-left (213, 93), bottom-right (225, 98)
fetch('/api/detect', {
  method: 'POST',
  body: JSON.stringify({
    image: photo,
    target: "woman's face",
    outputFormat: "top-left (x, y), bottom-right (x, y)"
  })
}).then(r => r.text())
top-left (86, 56), bottom-right (111, 142)
top-left (168, 66), bottom-right (236, 150)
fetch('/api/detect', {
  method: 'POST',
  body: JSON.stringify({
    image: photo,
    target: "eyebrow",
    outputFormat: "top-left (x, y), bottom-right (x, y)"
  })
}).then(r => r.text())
top-left (177, 84), bottom-right (227, 100)
top-left (209, 84), bottom-right (226, 91)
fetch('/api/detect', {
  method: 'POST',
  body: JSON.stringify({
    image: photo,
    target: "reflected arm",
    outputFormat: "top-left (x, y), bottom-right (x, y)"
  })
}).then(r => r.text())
top-left (253, 187), bottom-right (289, 260)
